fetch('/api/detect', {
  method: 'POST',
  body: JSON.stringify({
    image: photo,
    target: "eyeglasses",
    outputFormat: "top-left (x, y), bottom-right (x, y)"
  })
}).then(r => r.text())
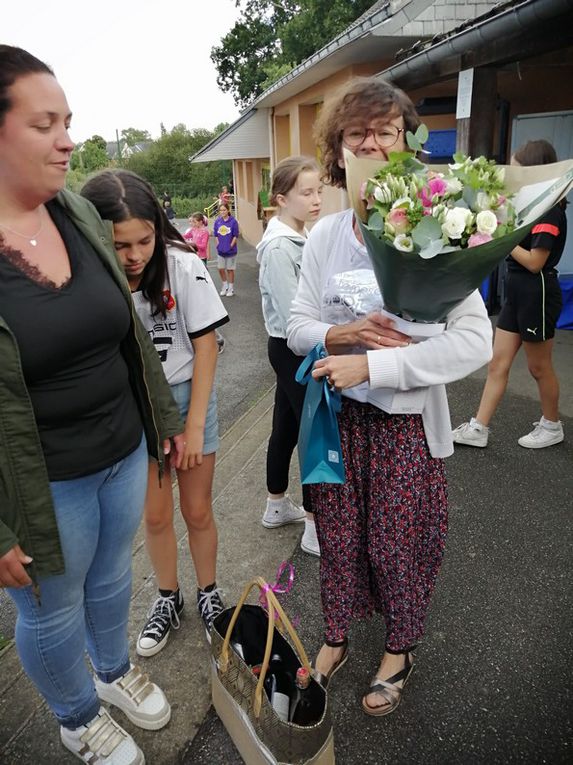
top-left (341, 125), bottom-right (405, 150)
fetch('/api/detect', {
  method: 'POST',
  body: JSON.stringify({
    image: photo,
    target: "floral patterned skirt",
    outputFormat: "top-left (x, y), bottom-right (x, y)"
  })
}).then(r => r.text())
top-left (311, 398), bottom-right (448, 652)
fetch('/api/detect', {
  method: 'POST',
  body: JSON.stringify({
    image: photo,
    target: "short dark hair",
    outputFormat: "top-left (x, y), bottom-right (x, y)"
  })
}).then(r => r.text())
top-left (513, 139), bottom-right (558, 167)
top-left (314, 77), bottom-right (420, 189)
top-left (81, 169), bottom-right (192, 317)
top-left (0, 45), bottom-right (53, 127)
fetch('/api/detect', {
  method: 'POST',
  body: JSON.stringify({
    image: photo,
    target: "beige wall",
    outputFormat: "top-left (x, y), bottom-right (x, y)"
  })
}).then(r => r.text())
top-left (233, 158), bottom-right (265, 246)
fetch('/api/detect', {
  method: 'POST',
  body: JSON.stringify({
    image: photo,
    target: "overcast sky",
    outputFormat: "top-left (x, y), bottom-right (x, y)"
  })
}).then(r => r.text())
top-left (3, 0), bottom-right (242, 143)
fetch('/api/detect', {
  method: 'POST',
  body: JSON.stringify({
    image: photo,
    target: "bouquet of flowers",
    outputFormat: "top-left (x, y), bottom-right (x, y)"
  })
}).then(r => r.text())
top-left (345, 131), bottom-right (573, 322)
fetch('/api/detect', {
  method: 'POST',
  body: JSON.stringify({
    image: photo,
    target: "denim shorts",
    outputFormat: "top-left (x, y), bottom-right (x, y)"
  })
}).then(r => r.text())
top-left (217, 255), bottom-right (236, 270)
top-left (170, 380), bottom-right (219, 454)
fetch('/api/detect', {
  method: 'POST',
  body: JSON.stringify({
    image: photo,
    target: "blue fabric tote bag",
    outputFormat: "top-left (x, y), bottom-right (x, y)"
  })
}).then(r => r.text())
top-left (295, 343), bottom-right (345, 485)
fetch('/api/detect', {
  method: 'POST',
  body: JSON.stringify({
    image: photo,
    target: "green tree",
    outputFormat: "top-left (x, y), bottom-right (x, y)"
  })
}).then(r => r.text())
top-left (123, 124), bottom-right (231, 200)
top-left (211, 0), bottom-right (374, 107)
top-left (80, 135), bottom-right (109, 173)
top-left (121, 127), bottom-right (152, 146)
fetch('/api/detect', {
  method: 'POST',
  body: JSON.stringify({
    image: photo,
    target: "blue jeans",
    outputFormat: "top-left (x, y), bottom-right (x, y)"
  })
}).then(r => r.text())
top-left (7, 436), bottom-right (147, 730)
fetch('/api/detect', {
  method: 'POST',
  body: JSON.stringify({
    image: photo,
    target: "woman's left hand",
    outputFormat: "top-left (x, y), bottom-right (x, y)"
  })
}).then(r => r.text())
top-left (163, 434), bottom-right (186, 470)
top-left (312, 355), bottom-right (369, 390)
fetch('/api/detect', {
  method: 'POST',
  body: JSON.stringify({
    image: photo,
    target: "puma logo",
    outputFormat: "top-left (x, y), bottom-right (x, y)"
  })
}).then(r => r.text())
top-left (526, 327), bottom-right (537, 336)
top-left (195, 275), bottom-right (208, 282)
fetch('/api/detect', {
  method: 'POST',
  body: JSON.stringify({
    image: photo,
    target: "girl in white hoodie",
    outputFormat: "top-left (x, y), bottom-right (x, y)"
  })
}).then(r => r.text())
top-left (257, 156), bottom-right (323, 555)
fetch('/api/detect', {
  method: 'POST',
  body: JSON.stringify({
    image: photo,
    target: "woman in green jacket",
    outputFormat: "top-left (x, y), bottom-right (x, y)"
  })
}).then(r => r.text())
top-left (0, 45), bottom-right (184, 765)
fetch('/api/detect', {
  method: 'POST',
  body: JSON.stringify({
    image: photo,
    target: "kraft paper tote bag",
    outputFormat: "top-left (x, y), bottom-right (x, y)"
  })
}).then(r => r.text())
top-left (211, 576), bottom-right (335, 765)
top-left (295, 343), bottom-right (345, 485)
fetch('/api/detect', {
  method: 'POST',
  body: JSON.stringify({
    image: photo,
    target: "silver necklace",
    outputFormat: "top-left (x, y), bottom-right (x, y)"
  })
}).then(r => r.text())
top-left (0, 209), bottom-right (44, 247)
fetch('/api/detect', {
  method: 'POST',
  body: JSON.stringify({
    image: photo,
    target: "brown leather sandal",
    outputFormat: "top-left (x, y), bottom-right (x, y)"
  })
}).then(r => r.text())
top-left (361, 653), bottom-right (415, 717)
top-left (312, 638), bottom-right (349, 688)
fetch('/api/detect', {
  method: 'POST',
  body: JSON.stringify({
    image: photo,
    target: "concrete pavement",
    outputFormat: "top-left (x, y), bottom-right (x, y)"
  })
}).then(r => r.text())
top-left (0, 237), bottom-right (571, 764)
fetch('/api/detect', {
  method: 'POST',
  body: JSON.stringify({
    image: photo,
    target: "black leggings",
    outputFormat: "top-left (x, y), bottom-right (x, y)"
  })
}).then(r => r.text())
top-left (266, 337), bottom-right (313, 513)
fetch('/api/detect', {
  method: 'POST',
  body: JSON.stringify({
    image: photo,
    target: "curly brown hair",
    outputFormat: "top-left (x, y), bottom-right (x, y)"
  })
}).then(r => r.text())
top-left (314, 77), bottom-right (421, 189)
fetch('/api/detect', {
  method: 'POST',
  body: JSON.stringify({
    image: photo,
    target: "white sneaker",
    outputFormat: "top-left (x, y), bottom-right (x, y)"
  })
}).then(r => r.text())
top-left (262, 495), bottom-right (306, 528)
top-left (61, 709), bottom-right (144, 764)
top-left (518, 418), bottom-right (564, 449)
top-left (95, 665), bottom-right (171, 731)
top-left (219, 283), bottom-right (228, 296)
top-left (452, 417), bottom-right (489, 447)
top-left (226, 285), bottom-right (234, 297)
top-left (300, 518), bottom-right (320, 557)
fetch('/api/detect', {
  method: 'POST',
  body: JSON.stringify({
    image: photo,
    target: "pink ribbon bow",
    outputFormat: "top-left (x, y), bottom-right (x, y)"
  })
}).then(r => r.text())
top-left (259, 561), bottom-right (296, 619)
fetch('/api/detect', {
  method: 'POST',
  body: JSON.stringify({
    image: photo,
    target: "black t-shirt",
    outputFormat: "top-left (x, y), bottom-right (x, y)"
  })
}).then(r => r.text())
top-left (507, 204), bottom-right (567, 273)
top-left (0, 201), bottom-right (142, 480)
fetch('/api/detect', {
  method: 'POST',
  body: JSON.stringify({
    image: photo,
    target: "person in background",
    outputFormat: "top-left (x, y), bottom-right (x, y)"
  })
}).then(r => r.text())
top-left (287, 77), bottom-right (492, 716)
top-left (0, 45), bottom-right (184, 765)
top-left (213, 202), bottom-right (239, 297)
top-left (184, 211), bottom-right (210, 264)
top-left (216, 184), bottom-right (231, 207)
top-left (163, 199), bottom-right (175, 221)
top-left (184, 212), bottom-right (226, 355)
top-left (257, 156), bottom-right (323, 556)
top-left (452, 139), bottom-right (567, 449)
top-left (81, 169), bottom-right (230, 656)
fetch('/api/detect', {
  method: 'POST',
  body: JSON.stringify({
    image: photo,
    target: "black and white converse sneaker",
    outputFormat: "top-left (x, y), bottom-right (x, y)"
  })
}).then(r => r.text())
top-left (197, 585), bottom-right (225, 643)
top-left (136, 589), bottom-right (184, 657)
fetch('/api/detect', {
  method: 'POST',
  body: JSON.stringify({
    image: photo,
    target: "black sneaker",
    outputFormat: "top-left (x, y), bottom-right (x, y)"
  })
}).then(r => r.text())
top-left (197, 586), bottom-right (225, 643)
top-left (136, 589), bottom-right (184, 657)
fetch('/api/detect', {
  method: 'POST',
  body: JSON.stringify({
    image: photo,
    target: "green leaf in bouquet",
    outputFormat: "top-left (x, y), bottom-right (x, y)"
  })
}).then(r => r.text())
top-left (412, 215), bottom-right (443, 250)
top-left (403, 156), bottom-right (427, 174)
top-left (388, 150), bottom-right (412, 163)
top-left (406, 131), bottom-right (423, 153)
top-left (367, 210), bottom-right (385, 232)
top-left (493, 224), bottom-right (507, 238)
top-left (418, 239), bottom-right (445, 260)
top-left (462, 186), bottom-right (477, 209)
top-left (415, 124), bottom-right (429, 145)
top-left (452, 152), bottom-right (466, 164)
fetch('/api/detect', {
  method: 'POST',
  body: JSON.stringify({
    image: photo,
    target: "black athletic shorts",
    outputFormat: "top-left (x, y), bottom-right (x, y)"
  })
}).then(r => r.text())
top-left (497, 269), bottom-right (562, 342)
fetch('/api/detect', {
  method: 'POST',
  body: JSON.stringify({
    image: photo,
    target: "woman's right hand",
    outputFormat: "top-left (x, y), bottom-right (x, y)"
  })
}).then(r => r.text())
top-left (325, 311), bottom-right (411, 353)
top-left (0, 545), bottom-right (33, 588)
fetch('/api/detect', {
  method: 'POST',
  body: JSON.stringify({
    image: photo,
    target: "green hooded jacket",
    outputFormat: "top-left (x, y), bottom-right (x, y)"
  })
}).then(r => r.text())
top-left (0, 189), bottom-right (184, 584)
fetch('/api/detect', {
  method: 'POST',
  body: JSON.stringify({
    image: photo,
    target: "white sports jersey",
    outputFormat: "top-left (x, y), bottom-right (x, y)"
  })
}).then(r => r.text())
top-left (132, 247), bottom-right (228, 385)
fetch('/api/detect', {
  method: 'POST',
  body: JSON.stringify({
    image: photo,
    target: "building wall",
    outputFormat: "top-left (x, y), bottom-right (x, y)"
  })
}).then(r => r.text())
top-left (233, 158), bottom-right (266, 245)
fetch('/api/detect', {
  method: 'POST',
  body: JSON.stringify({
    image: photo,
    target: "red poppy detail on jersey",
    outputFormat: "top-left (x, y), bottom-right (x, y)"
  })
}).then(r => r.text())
top-left (162, 290), bottom-right (176, 310)
top-left (532, 223), bottom-right (560, 237)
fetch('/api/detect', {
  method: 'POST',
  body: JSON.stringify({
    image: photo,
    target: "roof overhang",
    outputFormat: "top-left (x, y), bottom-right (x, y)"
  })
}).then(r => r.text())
top-left (190, 109), bottom-right (271, 163)
top-left (380, 0), bottom-right (573, 90)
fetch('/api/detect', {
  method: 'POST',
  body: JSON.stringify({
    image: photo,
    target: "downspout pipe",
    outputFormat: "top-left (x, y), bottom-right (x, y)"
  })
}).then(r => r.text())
top-left (380, 0), bottom-right (573, 85)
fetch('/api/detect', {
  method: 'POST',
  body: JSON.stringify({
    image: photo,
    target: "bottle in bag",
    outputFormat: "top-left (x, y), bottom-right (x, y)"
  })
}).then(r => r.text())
top-left (289, 667), bottom-right (316, 725)
top-left (265, 653), bottom-right (292, 722)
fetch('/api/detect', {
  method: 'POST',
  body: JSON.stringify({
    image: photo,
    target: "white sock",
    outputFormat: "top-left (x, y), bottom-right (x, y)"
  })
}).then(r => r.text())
top-left (221, 281), bottom-right (228, 289)
top-left (470, 417), bottom-right (487, 430)
top-left (540, 416), bottom-right (560, 430)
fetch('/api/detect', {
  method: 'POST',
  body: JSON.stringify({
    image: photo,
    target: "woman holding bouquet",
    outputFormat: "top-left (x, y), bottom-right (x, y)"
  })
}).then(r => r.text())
top-left (453, 140), bottom-right (566, 450)
top-left (287, 77), bottom-right (492, 716)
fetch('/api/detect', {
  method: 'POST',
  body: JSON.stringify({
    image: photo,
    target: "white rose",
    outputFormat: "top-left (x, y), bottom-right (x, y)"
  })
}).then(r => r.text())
top-left (476, 210), bottom-right (498, 235)
top-left (475, 191), bottom-right (492, 211)
top-left (393, 234), bottom-right (414, 252)
top-left (445, 177), bottom-right (462, 194)
top-left (441, 207), bottom-right (472, 239)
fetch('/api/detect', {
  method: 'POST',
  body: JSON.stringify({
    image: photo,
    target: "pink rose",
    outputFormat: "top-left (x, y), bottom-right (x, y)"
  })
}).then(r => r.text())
top-left (428, 177), bottom-right (448, 197)
top-left (386, 207), bottom-right (410, 234)
top-left (468, 232), bottom-right (493, 247)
